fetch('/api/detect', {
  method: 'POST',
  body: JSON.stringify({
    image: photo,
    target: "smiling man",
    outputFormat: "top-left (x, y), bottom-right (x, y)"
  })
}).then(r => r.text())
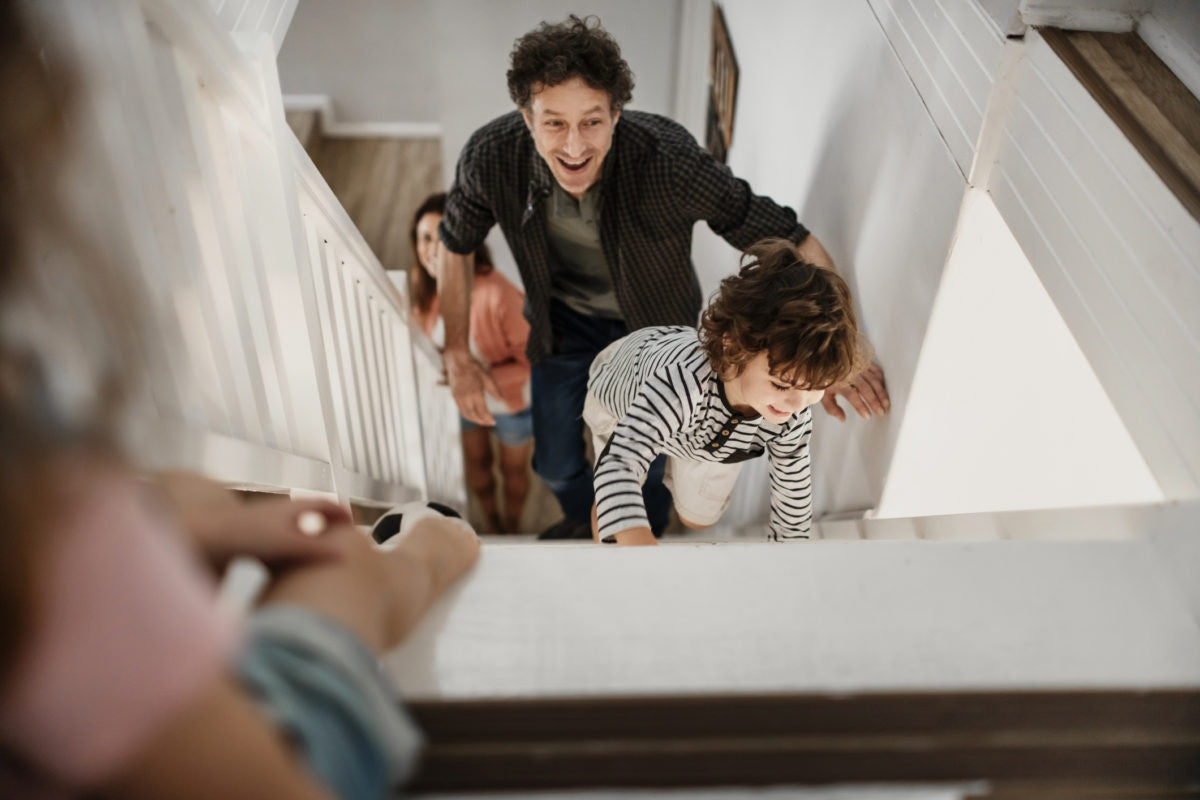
top-left (436, 15), bottom-right (888, 540)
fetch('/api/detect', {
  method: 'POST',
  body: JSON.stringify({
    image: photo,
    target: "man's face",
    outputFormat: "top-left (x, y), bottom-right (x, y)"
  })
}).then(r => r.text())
top-left (522, 77), bottom-right (620, 200)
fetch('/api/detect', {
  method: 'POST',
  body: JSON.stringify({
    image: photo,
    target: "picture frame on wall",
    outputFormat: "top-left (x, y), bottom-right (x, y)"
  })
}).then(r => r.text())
top-left (706, 3), bottom-right (738, 163)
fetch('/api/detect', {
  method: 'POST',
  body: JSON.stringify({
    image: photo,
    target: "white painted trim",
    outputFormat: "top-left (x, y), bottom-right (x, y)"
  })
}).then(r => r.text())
top-left (282, 93), bottom-right (441, 138)
top-left (142, 0), bottom-right (262, 129)
top-left (671, 0), bottom-right (711, 144)
top-left (1138, 10), bottom-right (1200, 102)
top-left (269, 0), bottom-right (299, 54)
top-left (987, 30), bottom-right (1200, 497)
top-left (321, 120), bottom-right (442, 138)
top-left (282, 92), bottom-right (332, 113)
top-left (1018, 3), bottom-right (1139, 31)
top-left (969, 39), bottom-right (1026, 189)
top-left (132, 422), bottom-right (336, 494)
top-left (820, 499), bottom-right (1189, 541)
top-left (290, 136), bottom-right (405, 302)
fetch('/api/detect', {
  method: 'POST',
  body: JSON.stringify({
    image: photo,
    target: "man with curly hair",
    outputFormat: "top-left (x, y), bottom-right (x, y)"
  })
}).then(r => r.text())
top-left (436, 15), bottom-right (888, 540)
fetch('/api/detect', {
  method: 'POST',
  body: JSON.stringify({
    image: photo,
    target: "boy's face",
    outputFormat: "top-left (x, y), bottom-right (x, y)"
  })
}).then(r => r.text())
top-left (522, 77), bottom-right (620, 200)
top-left (724, 352), bottom-right (825, 424)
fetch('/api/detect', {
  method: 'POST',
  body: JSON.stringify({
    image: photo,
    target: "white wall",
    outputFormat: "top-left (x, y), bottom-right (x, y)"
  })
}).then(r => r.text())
top-left (717, 0), bottom-right (1200, 527)
top-left (877, 189), bottom-right (1163, 518)
top-left (1139, 0), bottom-right (1200, 100)
top-left (277, 0), bottom-right (680, 153)
top-left (988, 29), bottom-right (1200, 498)
top-left (428, 0), bottom-right (680, 188)
top-left (277, 0), bottom-right (439, 125)
top-left (710, 0), bottom-right (967, 525)
top-left (278, 0), bottom-right (681, 281)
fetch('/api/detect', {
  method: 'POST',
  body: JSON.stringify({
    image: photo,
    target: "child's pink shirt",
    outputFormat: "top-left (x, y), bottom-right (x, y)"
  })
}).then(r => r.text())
top-left (0, 464), bottom-right (235, 793)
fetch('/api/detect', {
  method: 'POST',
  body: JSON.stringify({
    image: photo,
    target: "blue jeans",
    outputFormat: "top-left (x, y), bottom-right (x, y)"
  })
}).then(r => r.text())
top-left (238, 605), bottom-right (423, 798)
top-left (531, 302), bottom-right (671, 533)
top-left (460, 406), bottom-right (533, 446)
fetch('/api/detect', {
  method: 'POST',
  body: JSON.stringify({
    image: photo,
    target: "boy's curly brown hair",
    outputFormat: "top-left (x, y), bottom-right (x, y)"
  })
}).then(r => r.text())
top-left (506, 15), bottom-right (634, 112)
top-left (699, 239), bottom-right (867, 389)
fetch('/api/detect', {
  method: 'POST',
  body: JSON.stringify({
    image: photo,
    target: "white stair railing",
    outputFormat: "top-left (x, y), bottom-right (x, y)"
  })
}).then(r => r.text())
top-left (41, 0), bottom-right (462, 509)
top-left (207, 0), bottom-right (298, 54)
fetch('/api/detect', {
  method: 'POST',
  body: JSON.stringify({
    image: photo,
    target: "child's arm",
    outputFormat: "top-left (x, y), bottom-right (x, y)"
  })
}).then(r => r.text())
top-left (593, 369), bottom-right (694, 546)
top-left (766, 415), bottom-right (816, 541)
top-left (613, 527), bottom-right (657, 546)
top-left (590, 499), bottom-right (656, 546)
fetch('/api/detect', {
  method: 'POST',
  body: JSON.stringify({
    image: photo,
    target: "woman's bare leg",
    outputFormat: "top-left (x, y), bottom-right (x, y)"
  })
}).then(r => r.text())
top-left (461, 426), bottom-right (500, 533)
top-left (497, 439), bottom-right (532, 533)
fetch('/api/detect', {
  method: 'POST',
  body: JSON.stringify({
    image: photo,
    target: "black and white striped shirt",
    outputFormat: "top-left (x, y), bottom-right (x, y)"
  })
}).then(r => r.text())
top-left (589, 327), bottom-right (814, 542)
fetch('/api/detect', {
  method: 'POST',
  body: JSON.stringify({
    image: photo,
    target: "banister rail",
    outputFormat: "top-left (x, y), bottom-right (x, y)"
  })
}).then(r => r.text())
top-left (42, 0), bottom-right (460, 508)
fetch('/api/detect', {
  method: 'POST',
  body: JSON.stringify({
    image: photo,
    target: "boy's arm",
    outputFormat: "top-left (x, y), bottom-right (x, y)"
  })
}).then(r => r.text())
top-left (593, 370), bottom-right (694, 545)
top-left (612, 527), bottom-right (658, 546)
top-left (765, 416), bottom-right (816, 542)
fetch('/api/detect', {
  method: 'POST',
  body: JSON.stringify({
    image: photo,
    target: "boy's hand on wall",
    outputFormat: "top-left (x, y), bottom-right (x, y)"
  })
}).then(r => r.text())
top-left (820, 362), bottom-right (890, 421)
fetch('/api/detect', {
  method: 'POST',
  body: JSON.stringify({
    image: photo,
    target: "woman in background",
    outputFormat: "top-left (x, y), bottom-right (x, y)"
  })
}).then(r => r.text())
top-left (410, 193), bottom-right (532, 534)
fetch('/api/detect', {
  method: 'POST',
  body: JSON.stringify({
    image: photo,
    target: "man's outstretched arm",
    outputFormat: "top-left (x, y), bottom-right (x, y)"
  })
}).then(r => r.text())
top-left (438, 247), bottom-right (499, 425)
top-left (795, 234), bottom-right (890, 422)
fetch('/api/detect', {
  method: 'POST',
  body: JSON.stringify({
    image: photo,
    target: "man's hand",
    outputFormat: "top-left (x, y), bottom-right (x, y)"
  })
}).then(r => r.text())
top-left (438, 245), bottom-right (500, 426)
top-left (443, 347), bottom-right (501, 426)
top-left (820, 362), bottom-right (890, 422)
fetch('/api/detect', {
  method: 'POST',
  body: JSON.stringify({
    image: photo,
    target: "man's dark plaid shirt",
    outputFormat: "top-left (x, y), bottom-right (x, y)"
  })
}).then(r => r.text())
top-left (439, 110), bottom-right (810, 364)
